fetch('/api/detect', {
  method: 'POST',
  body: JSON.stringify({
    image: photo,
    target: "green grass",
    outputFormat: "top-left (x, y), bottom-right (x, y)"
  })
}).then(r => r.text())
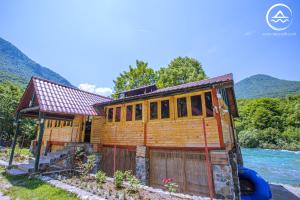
top-left (0, 167), bottom-right (79, 200)
top-left (0, 147), bottom-right (31, 162)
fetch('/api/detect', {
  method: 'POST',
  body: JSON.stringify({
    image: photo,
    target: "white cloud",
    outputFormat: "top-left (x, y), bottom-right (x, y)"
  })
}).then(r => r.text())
top-left (78, 83), bottom-right (113, 97)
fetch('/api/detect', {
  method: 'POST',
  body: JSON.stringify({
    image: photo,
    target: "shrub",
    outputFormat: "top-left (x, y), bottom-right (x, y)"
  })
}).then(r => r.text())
top-left (124, 170), bottom-right (140, 194)
top-left (114, 170), bottom-right (125, 189)
top-left (163, 178), bottom-right (178, 193)
top-left (81, 154), bottom-right (96, 177)
top-left (238, 130), bottom-right (260, 148)
top-left (95, 171), bottom-right (106, 185)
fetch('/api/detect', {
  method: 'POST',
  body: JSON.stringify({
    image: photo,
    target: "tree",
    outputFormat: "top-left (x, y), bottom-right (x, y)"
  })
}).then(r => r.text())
top-left (0, 81), bottom-right (36, 147)
top-left (156, 57), bottom-right (207, 88)
top-left (0, 81), bottom-right (22, 145)
top-left (112, 60), bottom-right (157, 98)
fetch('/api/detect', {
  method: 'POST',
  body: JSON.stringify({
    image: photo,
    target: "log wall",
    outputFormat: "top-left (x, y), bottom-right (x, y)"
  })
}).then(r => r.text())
top-left (94, 89), bottom-right (234, 149)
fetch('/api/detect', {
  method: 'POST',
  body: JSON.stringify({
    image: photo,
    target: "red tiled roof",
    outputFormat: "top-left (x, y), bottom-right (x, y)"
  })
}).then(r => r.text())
top-left (18, 77), bottom-right (111, 116)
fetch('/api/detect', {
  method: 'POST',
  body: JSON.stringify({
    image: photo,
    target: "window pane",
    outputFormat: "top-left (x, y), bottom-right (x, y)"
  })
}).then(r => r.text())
top-left (135, 104), bottom-right (143, 120)
top-left (115, 107), bottom-right (121, 122)
top-left (150, 102), bottom-right (158, 120)
top-left (177, 97), bottom-right (187, 117)
top-left (161, 100), bottom-right (170, 119)
top-left (126, 105), bottom-right (133, 121)
top-left (191, 95), bottom-right (203, 116)
top-left (108, 108), bottom-right (113, 122)
top-left (205, 92), bottom-right (214, 117)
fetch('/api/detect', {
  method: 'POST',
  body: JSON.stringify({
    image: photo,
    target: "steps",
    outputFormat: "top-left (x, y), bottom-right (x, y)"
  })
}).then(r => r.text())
top-left (6, 147), bottom-right (73, 176)
top-left (6, 168), bottom-right (28, 176)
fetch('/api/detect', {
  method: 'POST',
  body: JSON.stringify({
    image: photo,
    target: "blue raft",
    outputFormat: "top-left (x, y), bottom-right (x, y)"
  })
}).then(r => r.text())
top-left (238, 166), bottom-right (272, 200)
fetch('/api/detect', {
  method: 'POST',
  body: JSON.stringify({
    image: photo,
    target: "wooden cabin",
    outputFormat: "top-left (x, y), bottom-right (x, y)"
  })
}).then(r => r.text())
top-left (13, 74), bottom-right (242, 199)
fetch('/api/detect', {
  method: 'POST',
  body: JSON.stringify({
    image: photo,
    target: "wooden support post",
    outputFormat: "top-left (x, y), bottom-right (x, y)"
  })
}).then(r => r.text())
top-left (113, 145), bottom-right (116, 173)
top-left (202, 118), bottom-right (214, 200)
top-left (34, 112), bottom-right (45, 172)
top-left (211, 88), bottom-right (225, 148)
top-left (9, 112), bottom-right (21, 166)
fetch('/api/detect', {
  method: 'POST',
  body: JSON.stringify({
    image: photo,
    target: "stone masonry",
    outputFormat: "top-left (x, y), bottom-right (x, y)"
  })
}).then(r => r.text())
top-left (135, 145), bottom-right (149, 185)
top-left (211, 150), bottom-right (240, 200)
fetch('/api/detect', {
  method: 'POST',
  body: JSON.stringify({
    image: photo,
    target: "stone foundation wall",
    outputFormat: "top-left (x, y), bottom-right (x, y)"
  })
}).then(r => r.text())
top-left (211, 150), bottom-right (241, 200)
top-left (135, 145), bottom-right (149, 185)
top-left (229, 150), bottom-right (241, 199)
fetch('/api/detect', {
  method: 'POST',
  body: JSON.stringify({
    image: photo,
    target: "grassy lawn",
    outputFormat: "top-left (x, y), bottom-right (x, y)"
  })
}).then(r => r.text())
top-left (0, 167), bottom-right (79, 200)
top-left (0, 146), bottom-right (31, 162)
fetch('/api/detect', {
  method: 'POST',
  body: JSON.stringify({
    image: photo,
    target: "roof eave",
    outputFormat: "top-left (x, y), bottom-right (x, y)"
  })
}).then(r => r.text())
top-left (94, 80), bottom-right (233, 107)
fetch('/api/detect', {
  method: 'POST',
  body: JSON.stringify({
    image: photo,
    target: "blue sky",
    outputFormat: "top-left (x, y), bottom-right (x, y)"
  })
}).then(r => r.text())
top-left (0, 0), bottom-right (299, 96)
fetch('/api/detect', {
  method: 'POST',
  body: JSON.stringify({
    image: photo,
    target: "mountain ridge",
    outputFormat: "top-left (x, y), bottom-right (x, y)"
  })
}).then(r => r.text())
top-left (0, 37), bottom-right (72, 87)
top-left (234, 74), bottom-right (300, 99)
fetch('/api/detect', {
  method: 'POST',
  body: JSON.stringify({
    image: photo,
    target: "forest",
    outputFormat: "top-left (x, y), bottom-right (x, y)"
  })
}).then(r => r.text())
top-left (236, 94), bottom-right (300, 150)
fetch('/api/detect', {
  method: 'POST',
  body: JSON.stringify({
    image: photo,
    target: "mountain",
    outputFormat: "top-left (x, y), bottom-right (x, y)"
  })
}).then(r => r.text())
top-left (235, 74), bottom-right (300, 99)
top-left (0, 37), bottom-right (72, 87)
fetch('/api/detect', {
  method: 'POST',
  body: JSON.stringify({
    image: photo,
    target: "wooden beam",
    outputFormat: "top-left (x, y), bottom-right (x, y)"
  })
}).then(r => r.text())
top-left (34, 112), bottom-right (45, 172)
top-left (113, 145), bottom-right (116, 173)
top-left (9, 112), bottom-right (21, 166)
top-left (148, 146), bottom-right (225, 151)
top-left (20, 106), bottom-right (39, 113)
top-left (202, 118), bottom-right (214, 200)
top-left (211, 88), bottom-right (225, 148)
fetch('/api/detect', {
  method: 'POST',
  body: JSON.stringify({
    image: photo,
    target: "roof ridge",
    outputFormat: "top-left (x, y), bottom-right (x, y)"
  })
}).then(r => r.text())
top-left (31, 76), bottom-right (112, 100)
top-left (156, 73), bottom-right (233, 91)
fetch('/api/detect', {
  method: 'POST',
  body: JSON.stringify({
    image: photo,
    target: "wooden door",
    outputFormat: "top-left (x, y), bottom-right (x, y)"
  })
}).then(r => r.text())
top-left (149, 149), bottom-right (209, 195)
top-left (100, 147), bottom-right (136, 177)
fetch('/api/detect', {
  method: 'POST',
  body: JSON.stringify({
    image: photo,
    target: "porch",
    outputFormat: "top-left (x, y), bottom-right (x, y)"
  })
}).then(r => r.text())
top-left (8, 76), bottom-right (110, 172)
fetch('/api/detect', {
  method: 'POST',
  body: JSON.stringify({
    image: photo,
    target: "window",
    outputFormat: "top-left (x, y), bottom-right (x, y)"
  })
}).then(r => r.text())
top-left (47, 120), bottom-right (52, 128)
top-left (108, 108), bottom-right (113, 122)
top-left (161, 100), bottom-right (170, 119)
top-left (205, 92), bottom-right (214, 117)
top-left (191, 95), bottom-right (203, 116)
top-left (55, 120), bottom-right (61, 127)
top-left (115, 107), bottom-right (121, 122)
top-left (177, 97), bottom-right (187, 118)
top-left (150, 102), bottom-right (158, 120)
top-left (135, 104), bottom-right (143, 120)
top-left (64, 121), bottom-right (72, 126)
top-left (126, 105), bottom-right (133, 121)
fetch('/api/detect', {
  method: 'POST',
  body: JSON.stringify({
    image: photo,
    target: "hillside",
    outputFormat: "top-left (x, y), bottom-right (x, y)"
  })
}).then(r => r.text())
top-left (0, 37), bottom-right (72, 87)
top-left (235, 74), bottom-right (300, 99)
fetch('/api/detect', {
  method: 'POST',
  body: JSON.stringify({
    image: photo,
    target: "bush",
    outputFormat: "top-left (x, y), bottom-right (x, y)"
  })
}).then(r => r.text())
top-left (81, 154), bottom-right (96, 177)
top-left (238, 130), bottom-right (259, 148)
top-left (114, 170), bottom-right (125, 189)
top-left (163, 178), bottom-right (178, 193)
top-left (95, 171), bottom-right (106, 185)
top-left (124, 170), bottom-right (140, 194)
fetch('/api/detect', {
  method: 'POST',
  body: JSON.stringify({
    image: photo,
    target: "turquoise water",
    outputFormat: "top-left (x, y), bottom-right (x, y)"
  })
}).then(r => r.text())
top-left (241, 148), bottom-right (300, 185)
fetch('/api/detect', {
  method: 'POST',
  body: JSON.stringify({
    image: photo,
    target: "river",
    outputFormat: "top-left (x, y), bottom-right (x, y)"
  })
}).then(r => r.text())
top-left (241, 148), bottom-right (300, 185)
